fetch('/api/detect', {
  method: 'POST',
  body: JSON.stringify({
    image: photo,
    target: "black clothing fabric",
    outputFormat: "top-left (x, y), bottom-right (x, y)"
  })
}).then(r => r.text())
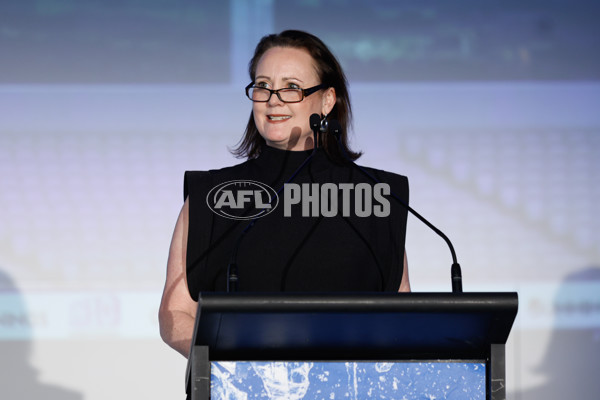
top-left (184, 145), bottom-right (408, 300)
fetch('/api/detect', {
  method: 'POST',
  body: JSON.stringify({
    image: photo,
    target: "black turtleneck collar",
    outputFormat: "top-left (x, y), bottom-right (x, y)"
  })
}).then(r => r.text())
top-left (252, 143), bottom-right (332, 179)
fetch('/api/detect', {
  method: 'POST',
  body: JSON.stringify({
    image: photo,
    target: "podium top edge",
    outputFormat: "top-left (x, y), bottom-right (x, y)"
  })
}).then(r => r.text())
top-left (197, 292), bottom-right (518, 314)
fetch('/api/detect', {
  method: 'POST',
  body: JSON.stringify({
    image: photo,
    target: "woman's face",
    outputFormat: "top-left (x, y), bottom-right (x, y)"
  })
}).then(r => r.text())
top-left (252, 46), bottom-right (335, 151)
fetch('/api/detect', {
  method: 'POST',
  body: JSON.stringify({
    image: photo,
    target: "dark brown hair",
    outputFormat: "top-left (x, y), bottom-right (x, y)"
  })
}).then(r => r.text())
top-left (231, 30), bottom-right (361, 163)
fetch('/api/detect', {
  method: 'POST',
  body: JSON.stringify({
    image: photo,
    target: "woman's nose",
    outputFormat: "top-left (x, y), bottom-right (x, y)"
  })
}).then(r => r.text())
top-left (267, 90), bottom-right (284, 106)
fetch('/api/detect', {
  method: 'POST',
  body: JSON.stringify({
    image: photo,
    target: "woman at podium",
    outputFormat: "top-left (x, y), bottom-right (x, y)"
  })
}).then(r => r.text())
top-left (159, 30), bottom-right (411, 358)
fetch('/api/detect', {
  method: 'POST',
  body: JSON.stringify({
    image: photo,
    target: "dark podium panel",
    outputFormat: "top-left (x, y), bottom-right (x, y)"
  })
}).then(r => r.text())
top-left (186, 292), bottom-right (518, 400)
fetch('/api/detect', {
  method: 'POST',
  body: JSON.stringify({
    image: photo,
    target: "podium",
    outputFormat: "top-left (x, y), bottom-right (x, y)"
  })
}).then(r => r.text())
top-left (186, 292), bottom-right (518, 400)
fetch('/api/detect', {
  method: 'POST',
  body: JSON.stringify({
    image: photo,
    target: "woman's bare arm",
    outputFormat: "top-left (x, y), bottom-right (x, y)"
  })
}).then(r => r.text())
top-left (158, 198), bottom-right (197, 358)
top-left (398, 251), bottom-right (411, 292)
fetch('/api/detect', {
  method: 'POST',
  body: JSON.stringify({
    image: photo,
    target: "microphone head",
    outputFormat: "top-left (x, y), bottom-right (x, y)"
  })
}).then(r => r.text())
top-left (329, 119), bottom-right (342, 139)
top-left (309, 113), bottom-right (321, 132)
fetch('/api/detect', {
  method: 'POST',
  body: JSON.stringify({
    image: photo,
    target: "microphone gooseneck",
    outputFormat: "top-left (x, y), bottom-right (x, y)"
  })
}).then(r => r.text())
top-left (329, 120), bottom-right (463, 293)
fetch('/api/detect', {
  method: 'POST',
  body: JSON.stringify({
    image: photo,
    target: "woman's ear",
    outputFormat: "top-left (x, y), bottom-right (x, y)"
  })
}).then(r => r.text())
top-left (322, 87), bottom-right (336, 115)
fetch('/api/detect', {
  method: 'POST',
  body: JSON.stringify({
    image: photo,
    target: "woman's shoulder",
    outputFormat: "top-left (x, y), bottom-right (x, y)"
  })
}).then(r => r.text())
top-left (351, 162), bottom-right (408, 184)
top-left (188, 158), bottom-right (254, 176)
top-left (186, 157), bottom-right (259, 179)
top-left (343, 162), bottom-right (409, 205)
top-left (183, 159), bottom-right (255, 200)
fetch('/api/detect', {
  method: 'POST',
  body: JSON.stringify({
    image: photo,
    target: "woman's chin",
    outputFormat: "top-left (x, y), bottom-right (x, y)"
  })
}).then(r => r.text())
top-left (265, 140), bottom-right (288, 150)
top-left (262, 131), bottom-right (291, 148)
top-left (262, 133), bottom-right (288, 147)
top-left (262, 126), bottom-right (309, 151)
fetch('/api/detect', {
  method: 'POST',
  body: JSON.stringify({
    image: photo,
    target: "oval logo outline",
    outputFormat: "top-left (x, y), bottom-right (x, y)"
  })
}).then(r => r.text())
top-left (206, 180), bottom-right (279, 220)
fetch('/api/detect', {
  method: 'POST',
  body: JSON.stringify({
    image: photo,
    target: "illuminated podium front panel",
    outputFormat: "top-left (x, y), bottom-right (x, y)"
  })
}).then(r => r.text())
top-left (211, 360), bottom-right (485, 399)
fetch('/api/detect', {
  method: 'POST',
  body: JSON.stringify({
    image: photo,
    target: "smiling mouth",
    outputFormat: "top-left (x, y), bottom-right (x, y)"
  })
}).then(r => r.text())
top-left (267, 115), bottom-right (291, 121)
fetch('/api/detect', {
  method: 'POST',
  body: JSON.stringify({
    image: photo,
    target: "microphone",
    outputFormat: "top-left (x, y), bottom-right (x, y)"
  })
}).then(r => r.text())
top-left (226, 116), bottom-right (321, 292)
top-left (329, 120), bottom-right (463, 293)
top-left (310, 113), bottom-right (321, 147)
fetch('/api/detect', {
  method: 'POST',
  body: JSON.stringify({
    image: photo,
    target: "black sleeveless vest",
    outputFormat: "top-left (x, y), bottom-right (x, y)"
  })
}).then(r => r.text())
top-left (184, 145), bottom-right (408, 300)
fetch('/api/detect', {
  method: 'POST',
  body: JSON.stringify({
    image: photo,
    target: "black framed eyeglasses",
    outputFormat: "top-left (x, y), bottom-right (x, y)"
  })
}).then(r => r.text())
top-left (245, 83), bottom-right (327, 103)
